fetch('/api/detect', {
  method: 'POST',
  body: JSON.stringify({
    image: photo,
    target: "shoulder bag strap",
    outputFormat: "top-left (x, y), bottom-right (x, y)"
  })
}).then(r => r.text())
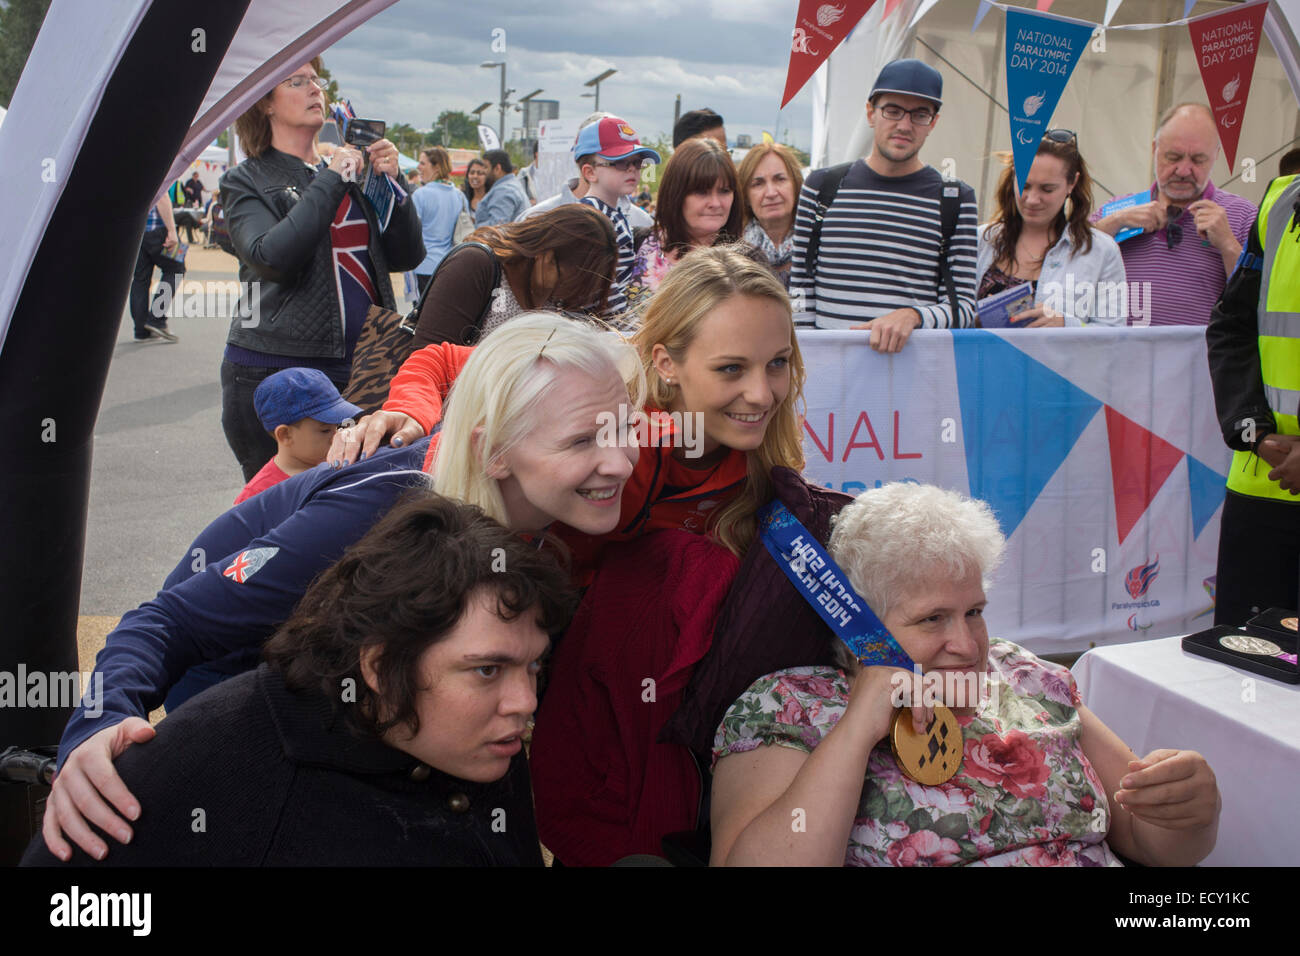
top-left (804, 161), bottom-right (853, 279)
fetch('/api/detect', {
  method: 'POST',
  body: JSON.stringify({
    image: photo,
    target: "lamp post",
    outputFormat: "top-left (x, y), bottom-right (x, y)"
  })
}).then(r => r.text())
top-left (480, 61), bottom-right (512, 146)
top-left (583, 68), bottom-right (617, 112)
top-left (516, 88), bottom-right (544, 146)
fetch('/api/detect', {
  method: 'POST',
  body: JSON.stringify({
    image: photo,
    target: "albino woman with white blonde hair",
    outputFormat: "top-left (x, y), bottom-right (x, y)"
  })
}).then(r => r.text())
top-left (710, 482), bottom-right (1221, 868)
top-left (41, 313), bottom-right (644, 863)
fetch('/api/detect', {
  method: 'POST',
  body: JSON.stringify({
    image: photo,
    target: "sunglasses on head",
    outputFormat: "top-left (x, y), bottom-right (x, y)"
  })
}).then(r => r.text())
top-left (1043, 129), bottom-right (1077, 146)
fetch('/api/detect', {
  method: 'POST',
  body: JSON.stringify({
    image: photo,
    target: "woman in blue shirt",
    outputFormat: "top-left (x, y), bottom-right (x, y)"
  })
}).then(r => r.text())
top-left (412, 146), bottom-right (470, 294)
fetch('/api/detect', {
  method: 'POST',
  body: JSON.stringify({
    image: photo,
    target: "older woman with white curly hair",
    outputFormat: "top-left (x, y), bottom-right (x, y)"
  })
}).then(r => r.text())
top-left (709, 482), bottom-right (1220, 867)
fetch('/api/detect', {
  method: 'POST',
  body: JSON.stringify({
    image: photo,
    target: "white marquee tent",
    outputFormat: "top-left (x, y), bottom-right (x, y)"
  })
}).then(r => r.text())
top-left (810, 0), bottom-right (1300, 217)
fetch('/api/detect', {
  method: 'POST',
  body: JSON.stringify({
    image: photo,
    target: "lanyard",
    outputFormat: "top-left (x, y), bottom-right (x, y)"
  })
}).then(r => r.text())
top-left (758, 500), bottom-right (915, 670)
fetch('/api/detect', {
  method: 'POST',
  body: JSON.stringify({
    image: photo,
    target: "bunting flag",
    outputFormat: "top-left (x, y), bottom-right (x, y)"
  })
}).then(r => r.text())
top-left (781, 0), bottom-right (877, 107)
top-left (1005, 7), bottom-right (1095, 192)
top-left (972, 0), bottom-right (994, 32)
top-left (1036, 0), bottom-right (1056, 10)
top-left (908, 0), bottom-right (943, 29)
top-left (1183, 0), bottom-right (1197, 18)
top-left (1103, 0), bottom-right (1123, 27)
top-left (762, 130), bottom-right (775, 144)
top-left (1187, 0), bottom-right (1269, 170)
top-left (883, 0), bottom-right (902, 19)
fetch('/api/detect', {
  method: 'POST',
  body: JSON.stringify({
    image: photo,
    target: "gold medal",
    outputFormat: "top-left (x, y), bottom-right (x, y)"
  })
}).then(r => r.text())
top-left (890, 706), bottom-right (962, 785)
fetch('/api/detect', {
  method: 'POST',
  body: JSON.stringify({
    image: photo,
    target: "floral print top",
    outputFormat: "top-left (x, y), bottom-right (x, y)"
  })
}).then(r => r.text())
top-left (625, 230), bottom-right (678, 311)
top-left (713, 639), bottom-right (1121, 867)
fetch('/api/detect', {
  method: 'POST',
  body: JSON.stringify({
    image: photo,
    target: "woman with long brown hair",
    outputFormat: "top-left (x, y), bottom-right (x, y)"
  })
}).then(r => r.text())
top-left (737, 143), bottom-right (804, 289)
top-left (627, 137), bottom-right (745, 306)
top-left (976, 133), bottom-right (1127, 326)
top-left (411, 203), bottom-right (619, 347)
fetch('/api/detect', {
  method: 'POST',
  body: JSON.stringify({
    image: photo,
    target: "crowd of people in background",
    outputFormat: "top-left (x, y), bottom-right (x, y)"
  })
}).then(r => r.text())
top-left (38, 46), bottom-right (1300, 870)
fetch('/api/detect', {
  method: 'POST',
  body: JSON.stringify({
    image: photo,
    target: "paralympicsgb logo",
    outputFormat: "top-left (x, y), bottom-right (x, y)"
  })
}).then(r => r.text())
top-left (1124, 555), bottom-right (1160, 600)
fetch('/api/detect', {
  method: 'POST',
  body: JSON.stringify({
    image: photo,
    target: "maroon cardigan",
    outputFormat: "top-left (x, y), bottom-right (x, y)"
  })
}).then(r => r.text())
top-left (530, 529), bottom-right (740, 865)
top-left (663, 467), bottom-right (853, 756)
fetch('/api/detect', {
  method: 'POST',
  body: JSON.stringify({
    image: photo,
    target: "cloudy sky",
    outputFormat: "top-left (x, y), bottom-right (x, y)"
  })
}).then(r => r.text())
top-left (320, 0), bottom-right (817, 148)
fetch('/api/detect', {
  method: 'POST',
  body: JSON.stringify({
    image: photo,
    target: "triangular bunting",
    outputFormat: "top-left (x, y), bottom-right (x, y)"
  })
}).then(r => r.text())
top-left (1187, 455), bottom-right (1227, 538)
top-left (954, 332), bottom-right (1103, 537)
top-left (1004, 7), bottom-right (1095, 193)
top-left (1104, 407), bottom-right (1184, 545)
top-left (1036, 0), bottom-right (1055, 10)
top-left (1187, 0), bottom-right (1269, 169)
top-left (972, 0), bottom-right (994, 32)
top-left (1183, 0), bottom-right (1196, 18)
top-left (781, 0), bottom-right (877, 108)
top-left (1103, 0), bottom-right (1123, 27)
top-left (884, 0), bottom-right (903, 19)
top-left (908, 0), bottom-right (943, 29)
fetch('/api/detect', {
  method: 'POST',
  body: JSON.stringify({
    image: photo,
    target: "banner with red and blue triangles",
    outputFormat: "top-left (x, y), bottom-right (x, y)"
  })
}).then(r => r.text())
top-left (798, 327), bottom-right (1229, 654)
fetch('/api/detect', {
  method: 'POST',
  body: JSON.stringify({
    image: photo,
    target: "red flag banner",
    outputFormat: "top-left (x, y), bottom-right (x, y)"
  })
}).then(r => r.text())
top-left (1187, 0), bottom-right (1268, 170)
top-left (781, 0), bottom-right (877, 108)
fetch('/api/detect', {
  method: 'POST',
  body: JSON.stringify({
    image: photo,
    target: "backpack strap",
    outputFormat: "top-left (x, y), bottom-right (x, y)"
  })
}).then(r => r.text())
top-left (803, 161), bottom-right (853, 279)
top-left (936, 184), bottom-right (962, 322)
top-left (402, 240), bottom-right (500, 332)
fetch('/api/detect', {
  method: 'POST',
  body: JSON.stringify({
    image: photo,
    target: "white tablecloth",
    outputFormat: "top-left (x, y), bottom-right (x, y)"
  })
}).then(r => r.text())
top-left (1075, 636), bottom-right (1300, 866)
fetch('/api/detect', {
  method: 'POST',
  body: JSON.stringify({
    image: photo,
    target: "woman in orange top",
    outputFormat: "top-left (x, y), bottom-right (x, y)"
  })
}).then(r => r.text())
top-left (338, 245), bottom-right (806, 565)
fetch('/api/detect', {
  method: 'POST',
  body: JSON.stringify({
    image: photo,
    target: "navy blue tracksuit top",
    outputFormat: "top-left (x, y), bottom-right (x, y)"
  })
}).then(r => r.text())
top-left (58, 438), bottom-right (432, 766)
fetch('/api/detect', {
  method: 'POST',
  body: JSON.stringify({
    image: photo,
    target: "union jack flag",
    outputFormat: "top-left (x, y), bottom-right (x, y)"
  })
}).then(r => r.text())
top-left (331, 194), bottom-right (377, 336)
top-left (222, 547), bottom-right (280, 584)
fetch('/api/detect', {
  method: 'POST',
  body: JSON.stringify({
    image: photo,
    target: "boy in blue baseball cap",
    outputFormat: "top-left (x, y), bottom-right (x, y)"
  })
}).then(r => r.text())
top-left (235, 368), bottom-right (363, 504)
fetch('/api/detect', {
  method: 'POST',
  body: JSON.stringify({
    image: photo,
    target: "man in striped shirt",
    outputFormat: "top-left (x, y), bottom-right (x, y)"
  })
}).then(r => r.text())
top-left (573, 115), bottom-right (661, 322)
top-left (790, 59), bottom-right (977, 352)
top-left (1091, 103), bottom-right (1255, 327)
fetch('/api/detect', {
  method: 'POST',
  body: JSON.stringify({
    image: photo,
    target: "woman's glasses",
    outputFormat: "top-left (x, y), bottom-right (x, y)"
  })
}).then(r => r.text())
top-left (283, 74), bottom-right (328, 91)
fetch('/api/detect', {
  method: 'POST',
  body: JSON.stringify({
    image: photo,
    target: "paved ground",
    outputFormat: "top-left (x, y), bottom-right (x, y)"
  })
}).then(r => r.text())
top-left (79, 246), bottom-right (416, 618)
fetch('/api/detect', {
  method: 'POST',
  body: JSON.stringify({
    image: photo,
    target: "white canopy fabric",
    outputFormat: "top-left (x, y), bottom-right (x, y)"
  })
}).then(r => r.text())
top-left (812, 0), bottom-right (1300, 217)
top-left (0, 0), bottom-right (397, 354)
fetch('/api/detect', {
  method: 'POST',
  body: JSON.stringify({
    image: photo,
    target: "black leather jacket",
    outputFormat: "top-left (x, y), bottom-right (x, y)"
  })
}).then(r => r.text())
top-left (219, 147), bottom-right (423, 360)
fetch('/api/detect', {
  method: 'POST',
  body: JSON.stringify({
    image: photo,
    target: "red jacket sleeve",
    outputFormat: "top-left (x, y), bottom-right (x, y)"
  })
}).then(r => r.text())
top-left (382, 342), bottom-right (476, 434)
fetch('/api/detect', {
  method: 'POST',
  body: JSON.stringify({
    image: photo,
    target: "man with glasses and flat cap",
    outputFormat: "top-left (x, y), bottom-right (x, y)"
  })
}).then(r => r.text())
top-left (1091, 103), bottom-right (1255, 326)
top-left (789, 58), bottom-right (978, 352)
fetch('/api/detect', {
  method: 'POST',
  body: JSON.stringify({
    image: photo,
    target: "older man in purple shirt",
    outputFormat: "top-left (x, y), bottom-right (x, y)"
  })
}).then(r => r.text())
top-left (1092, 102), bottom-right (1255, 327)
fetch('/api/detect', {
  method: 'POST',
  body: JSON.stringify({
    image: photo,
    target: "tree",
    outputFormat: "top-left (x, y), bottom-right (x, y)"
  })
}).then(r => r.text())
top-left (0, 0), bottom-right (52, 109)
top-left (434, 110), bottom-right (480, 149)
top-left (386, 122), bottom-right (423, 158)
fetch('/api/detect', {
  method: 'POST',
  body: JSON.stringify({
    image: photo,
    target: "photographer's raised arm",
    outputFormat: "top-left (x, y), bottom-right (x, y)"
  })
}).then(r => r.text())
top-left (220, 156), bottom-right (354, 284)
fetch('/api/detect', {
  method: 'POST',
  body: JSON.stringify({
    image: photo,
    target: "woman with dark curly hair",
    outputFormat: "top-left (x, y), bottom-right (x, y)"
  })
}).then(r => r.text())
top-left (411, 202), bottom-right (619, 346)
top-left (22, 495), bottom-right (576, 866)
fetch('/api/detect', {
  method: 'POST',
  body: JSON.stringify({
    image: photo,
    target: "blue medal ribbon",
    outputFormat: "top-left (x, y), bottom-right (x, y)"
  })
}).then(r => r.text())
top-left (758, 499), bottom-right (915, 670)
